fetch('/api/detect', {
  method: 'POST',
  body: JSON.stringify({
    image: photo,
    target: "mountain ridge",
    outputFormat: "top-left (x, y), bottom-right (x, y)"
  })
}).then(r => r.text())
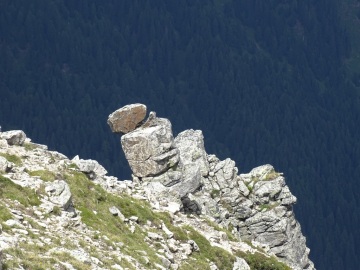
top-left (0, 106), bottom-right (314, 269)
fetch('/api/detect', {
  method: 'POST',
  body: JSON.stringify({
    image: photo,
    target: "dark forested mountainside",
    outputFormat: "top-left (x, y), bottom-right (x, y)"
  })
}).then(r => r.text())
top-left (1, 1), bottom-right (359, 269)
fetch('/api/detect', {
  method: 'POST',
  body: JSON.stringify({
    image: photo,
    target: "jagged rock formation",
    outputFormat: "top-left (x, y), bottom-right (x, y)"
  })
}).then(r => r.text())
top-left (110, 104), bottom-right (315, 270)
top-left (0, 130), bottom-right (293, 270)
top-left (0, 106), bottom-right (314, 269)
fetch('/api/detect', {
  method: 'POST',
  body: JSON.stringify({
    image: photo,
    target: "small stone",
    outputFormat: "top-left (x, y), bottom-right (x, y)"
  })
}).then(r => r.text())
top-left (45, 180), bottom-right (72, 210)
top-left (232, 257), bottom-right (250, 270)
top-left (161, 222), bottom-right (174, 239)
top-left (12, 228), bottom-right (29, 235)
top-left (171, 263), bottom-right (179, 270)
top-left (209, 262), bottom-right (219, 270)
top-left (111, 264), bottom-right (124, 270)
top-left (109, 206), bottom-right (126, 222)
top-left (109, 206), bottom-right (119, 215)
top-left (147, 232), bottom-right (163, 241)
top-left (5, 219), bottom-right (18, 227)
top-left (188, 240), bottom-right (200, 252)
top-left (129, 216), bottom-right (139, 223)
top-left (167, 239), bottom-right (179, 253)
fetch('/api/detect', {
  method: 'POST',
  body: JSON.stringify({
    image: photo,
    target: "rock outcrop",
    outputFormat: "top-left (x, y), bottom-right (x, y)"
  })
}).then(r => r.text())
top-left (109, 104), bottom-right (315, 270)
top-left (0, 106), bottom-right (314, 269)
top-left (0, 130), bottom-right (26, 146)
top-left (120, 111), bottom-right (179, 178)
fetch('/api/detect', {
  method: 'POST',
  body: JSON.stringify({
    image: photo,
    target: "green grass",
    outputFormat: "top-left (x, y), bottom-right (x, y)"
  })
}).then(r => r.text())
top-left (0, 202), bottom-right (13, 223)
top-left (23, 142), bottom-right (38, 151)
top-left (67, 163), bottom-right (79, 170)
top-left (258, 203), bottom-right (280, 212)
top-left (64, 170), bottom-right (240, 269)
top-left (236, 251), bottom-right (291, 270)
top-left (210, 189), bottom-right (220, 199)
top-left (64, 170), bottom-right (163, 268)
top-left (264, 170), bottom-right (281, 181)
top-left (3, 243), bottom-right (90, 270)
top-left (204, 218), bottom-right (237, 241)
top-left (178, 225), bottom-right (235, 270)
top-left (0, 153), bottom-right (22, 166)
top-left (28, 170), bottom-right (56, 182)
top-left (0, 175), bottom-right (40, 207)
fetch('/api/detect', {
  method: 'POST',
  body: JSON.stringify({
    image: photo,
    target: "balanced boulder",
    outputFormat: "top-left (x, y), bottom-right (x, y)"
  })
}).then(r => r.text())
top-left (107, 103), bottom-right (147, 134)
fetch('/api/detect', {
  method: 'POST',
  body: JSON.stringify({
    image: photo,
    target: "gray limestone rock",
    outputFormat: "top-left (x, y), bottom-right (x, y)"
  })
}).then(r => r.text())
top-left (278, 185), bottom-right (297, 206)
top-left (107, 106), bottom-right (315, 270)
top-left (174, 129), bottom-right (209, 177)
top-left (151, 170), bottom-right (182, 187)
top-left (0, 130), bottom-right (26, 146)
top-left (237, 177), bottom-right (250, 197)
top-left (72, 156), bottom-right (108, 179)
top-left (109, 206), bottom-right (126, 222)
top-left (170, 165), bottom-right (201, 198)
top-left (107, 103), bottom-right (147, 134)
top-left (212, 158), bottom-right (238, 190)
top-left (188, 240), bottom-right (200, 252)
top-left (0, 139), bottom-right (8, 148)
top-left (142, 181), bottom-right (182, 213)
top-left (121, 117), bottom-right (179, 177)
top-left (233, 257), bottom-right (250, 270)
top-left (251, 176), bottom-right (285, 204)
top-left (45, 180), bottom-right (72, 210)
top-left (0, 156), bottom-right (8, 173)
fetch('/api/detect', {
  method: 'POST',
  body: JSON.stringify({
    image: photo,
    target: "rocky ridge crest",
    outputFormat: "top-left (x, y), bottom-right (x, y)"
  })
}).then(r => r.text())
top-left (0, 105), bottom-right (314, 270)
top-left (109, 104), bottom-right (315, 270)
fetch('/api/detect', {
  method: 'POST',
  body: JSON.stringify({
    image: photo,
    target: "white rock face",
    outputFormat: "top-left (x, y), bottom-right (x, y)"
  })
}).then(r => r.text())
top-left (0, 130), bottom-right (26, 146)
top-left (72, 155), bottom-right (108, 179)
top-left (0, 139), bottom-right (8, 148)
top-left (233, 257), bottom-right (250, 270)
top-left (121, 117), bottom-right (179, 177)
top-left (45, 180), bottom-right (72, 210)
top-left (0, 156), bottom-right (8, 173)
top-left (174, 129), bottom-right (209, 177)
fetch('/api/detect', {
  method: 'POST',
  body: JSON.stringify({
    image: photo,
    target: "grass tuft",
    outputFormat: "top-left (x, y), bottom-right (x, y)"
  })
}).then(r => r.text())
top-left (0, 175), bottom-right (40, 206)
top-left (236, 251), bottom-right (291, 270)
top-left (0, 153), bottom-right (22, 166)
top-left (28, 170), bottom-right (56, 182)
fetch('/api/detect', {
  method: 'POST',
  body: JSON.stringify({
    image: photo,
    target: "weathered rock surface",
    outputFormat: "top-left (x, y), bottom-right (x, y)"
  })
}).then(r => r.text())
top-left (0, 156), bottom-right (9, 173)
top-left (121, 116), bottom-right (179, 177)
top-left (233, 257), bottom-right (251, 270)
top-left (108, 105), bottom-right (315, 270)
top-left (0, 130), bottom-right (26, 146)
top-left (107, 103), bottom-right (147, 134)
top-left (72, 155), bottom-right (108, 179)
top-left (45, 180), bottom-right (73, 210)
top-left (1, 105), bottom-right (314, 270)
